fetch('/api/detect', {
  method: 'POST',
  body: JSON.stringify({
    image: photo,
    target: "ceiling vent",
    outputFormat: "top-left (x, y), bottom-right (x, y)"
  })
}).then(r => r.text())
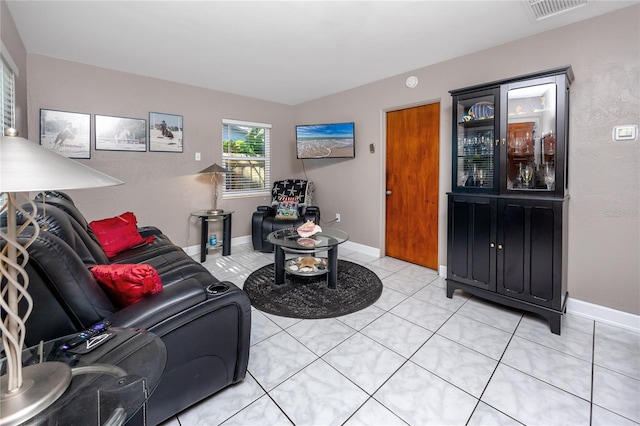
top-left (527, 0), bottom-right (589, 20)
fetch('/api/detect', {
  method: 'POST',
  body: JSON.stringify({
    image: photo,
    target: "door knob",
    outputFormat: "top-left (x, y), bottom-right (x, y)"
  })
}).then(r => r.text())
top-left (386, 191), bottom-right (392, 195)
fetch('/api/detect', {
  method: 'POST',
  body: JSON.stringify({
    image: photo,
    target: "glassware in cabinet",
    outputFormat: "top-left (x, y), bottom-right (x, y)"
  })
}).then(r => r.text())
top-left (453, 92), bottom-right (498, 192)
top-left (504, 82), bottom-right (558, 192)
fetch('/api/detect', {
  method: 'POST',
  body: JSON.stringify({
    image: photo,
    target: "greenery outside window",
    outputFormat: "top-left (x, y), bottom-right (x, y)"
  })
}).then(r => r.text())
top-left (221, 119), bottom-right (271, 198)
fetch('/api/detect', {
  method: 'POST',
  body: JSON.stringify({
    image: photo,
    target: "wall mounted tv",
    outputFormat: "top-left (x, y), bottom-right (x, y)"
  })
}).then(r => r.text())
top-left (296, 122), bottom-right (355, 159)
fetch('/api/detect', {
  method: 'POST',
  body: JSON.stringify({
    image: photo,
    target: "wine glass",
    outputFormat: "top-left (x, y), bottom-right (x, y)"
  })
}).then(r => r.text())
top-left (520, 164), bottom-right (533, 188)
top-left (544, 163), bottom-right (555, 190)
top-left (477, 168), bottom-right (485, 187)
top-left (472, 164), bottom-right (479, 186)
top-left (458, 170), bottom-right (469, 187)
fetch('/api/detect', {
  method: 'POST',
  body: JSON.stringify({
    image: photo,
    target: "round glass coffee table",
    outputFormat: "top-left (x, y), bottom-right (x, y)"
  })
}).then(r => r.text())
top-left (267, 228), bottom-right (349, 289)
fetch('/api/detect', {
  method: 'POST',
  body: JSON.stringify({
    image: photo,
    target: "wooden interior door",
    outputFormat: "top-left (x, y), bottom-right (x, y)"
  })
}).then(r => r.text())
top-left (385, 103), bottom-right (440, 269)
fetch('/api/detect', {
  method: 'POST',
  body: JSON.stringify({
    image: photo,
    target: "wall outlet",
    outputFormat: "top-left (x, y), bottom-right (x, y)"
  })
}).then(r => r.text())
top-left (335, 213), bottom-right (341, 223)
top-left (195, 152), bottom-right (201, 161)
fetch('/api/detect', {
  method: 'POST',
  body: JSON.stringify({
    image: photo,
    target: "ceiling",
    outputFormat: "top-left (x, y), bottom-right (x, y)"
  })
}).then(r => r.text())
top-left (6, 1), bottom-right (638, 105)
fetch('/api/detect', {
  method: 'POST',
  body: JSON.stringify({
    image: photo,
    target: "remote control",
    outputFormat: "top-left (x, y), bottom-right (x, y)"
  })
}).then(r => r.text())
top-left (59, 320), bottom-right (112, 351)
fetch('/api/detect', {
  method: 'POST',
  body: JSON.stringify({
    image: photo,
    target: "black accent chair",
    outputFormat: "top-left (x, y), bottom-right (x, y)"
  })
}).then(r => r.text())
top-left (251, 179), bottom-right (321, 252)
top-left (4, 192), bottom-right (251, 425)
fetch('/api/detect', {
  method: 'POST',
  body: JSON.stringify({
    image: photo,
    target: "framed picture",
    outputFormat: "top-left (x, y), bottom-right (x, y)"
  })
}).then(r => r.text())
top-left (39, 109), bottom-right (91, 159)
top-left (95, 114), bottom-right (147, 152)
top-left (149, 112), bottom-right (183, 152)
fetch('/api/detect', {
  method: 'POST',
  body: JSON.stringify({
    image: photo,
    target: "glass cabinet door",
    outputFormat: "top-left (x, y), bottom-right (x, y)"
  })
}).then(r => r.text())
top-left (505, 82), bottom-right (557, 192)
top-left (454, 92), bottom-right (497, 192)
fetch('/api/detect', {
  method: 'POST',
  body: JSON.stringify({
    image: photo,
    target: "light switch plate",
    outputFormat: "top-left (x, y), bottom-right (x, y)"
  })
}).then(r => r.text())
top-left (195, 152), bottom-right (201, 161)
top-left (612, 125), bottom-right (638, 141)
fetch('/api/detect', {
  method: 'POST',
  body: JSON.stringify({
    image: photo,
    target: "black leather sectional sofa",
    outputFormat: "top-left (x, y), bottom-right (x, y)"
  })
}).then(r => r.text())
top-left (8, 192), bottom-right (251, 425)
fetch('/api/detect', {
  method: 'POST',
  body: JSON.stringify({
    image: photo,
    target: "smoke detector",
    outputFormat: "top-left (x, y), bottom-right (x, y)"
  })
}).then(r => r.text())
top-left (526, 0), bottom-right (589, 20)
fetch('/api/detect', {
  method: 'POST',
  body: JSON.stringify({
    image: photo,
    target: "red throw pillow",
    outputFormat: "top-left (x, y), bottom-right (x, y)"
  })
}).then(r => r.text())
top-left (91, 264), bottom-right (162, 308)
top-left (89, 212), bottom-right (145, 258)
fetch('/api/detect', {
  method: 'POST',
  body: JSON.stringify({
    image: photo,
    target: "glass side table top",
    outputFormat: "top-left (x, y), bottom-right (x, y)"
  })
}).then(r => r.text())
top-left (191, 210), bottom-right (234, 218)
top-left (267, 228), bottom-right (349, 250)
top-left (1, 328), bottom-right (166, 426)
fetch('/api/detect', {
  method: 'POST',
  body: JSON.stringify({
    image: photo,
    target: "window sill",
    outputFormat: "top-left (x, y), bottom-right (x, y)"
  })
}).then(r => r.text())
top-left (223, 190), bottom-right (270, 200)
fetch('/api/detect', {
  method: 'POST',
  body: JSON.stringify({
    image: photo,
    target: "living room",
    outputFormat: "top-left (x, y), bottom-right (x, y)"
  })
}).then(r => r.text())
top-left (1, 1), bottom-right (639, 425)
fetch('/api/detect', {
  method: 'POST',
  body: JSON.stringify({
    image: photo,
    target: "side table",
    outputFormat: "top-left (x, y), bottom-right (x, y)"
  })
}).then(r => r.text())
top-left (266, 228), bottom-right (349, 289)
top-left (191, 210), bottom-right (233, 262)
top-left (1, 328), bottom-right (166, 426)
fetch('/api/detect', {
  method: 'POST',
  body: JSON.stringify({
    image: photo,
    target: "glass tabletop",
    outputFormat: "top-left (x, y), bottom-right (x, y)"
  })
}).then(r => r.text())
top-left (1, 328), bottom-right (166, 426)
top-left (191, 210), bottom-right (234, 218)
top-left (267, 228), bottom-right (349, 250)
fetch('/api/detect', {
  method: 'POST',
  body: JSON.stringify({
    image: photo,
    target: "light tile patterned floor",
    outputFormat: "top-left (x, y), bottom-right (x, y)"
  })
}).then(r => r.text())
top-left (161, 243), bottom-right (640, 426)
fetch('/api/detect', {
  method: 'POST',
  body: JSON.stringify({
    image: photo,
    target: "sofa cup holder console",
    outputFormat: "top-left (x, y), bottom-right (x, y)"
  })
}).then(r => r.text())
top-left (206, 282), bottom-right (230, 296)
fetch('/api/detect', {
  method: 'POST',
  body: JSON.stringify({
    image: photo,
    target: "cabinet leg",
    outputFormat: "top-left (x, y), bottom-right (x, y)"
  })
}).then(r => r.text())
top-left (549, 314), bottom-right (562, 335)
top-left (446, 283), bottom-right (455, 299)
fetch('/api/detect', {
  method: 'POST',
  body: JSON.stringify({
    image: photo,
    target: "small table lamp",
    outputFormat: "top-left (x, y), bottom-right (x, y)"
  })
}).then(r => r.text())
top-left (0, 128), bottom-right (123, 424)
top-left (198, 163), bottom-right (230, 214)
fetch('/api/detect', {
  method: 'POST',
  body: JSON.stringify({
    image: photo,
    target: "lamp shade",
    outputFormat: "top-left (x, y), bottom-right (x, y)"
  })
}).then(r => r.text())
top-left (0, 135), bottom-right (123, 192)
top-left (198, 163), bottom-right (229, 174)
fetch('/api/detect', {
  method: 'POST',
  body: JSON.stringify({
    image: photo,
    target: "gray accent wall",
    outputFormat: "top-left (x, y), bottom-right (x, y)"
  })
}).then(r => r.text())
top-left (295, 6), bottom-right (639, 315)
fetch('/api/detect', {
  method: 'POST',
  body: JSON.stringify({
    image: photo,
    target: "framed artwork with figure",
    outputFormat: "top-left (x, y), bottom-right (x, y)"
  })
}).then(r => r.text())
top-left (95, 114), bottom-right (147, 152)
top-left (39, 109), bottom-right (91, 159)
top-left (149, 112), bottom-right (183, 153)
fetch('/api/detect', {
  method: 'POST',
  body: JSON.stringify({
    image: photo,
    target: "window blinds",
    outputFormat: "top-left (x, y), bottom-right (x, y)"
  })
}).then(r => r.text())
top-left (1, 55), bottom-right (15, 131)
top-left (221, 119), bottom-right (271, 197)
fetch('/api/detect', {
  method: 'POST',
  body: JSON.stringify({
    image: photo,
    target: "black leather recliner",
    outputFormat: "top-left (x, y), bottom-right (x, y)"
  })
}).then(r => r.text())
top-left (252, 179), bottom-right (321, 252)
top-left (4, 192), bottom-right (252, 425)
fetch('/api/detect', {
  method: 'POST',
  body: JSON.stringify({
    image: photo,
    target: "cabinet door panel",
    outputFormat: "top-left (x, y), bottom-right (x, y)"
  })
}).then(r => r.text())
top-left (471, 201), bottom-right (492, 284)
top-left (448, 195), bottom-right (496, 291)
top-left (450, 199), bottom-right (469, 279)
top-left (502, 203), bottom-right (525, 294)
top-left (498, 199), bottom-right (560, 308)
top-left (530, 206), bottom-right (555, 301)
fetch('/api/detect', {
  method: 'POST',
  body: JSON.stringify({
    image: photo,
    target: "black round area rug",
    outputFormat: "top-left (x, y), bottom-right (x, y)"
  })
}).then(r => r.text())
top-left (244, 260), bottom-right (382, 319)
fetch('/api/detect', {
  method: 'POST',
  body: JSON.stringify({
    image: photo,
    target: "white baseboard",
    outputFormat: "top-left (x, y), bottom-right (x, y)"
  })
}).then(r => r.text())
top-left (183, 235), bottom-right (253, 256)
top-left (567, 298), bottom-right (640, 332)
top-left (231, 235), bottom-right (252, 246)
top-left (342, 240), bottom-right (380, 258)
top-left (439, 265), bottom-right (447, 277)
top-left (438, 264), bottom-right (639, 332)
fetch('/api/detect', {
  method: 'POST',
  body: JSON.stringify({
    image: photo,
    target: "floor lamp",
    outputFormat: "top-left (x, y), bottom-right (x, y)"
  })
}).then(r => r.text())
top-left (0, 128), bottom-right (123, 425)
top-left (198, 163), bottom-right (230, 214)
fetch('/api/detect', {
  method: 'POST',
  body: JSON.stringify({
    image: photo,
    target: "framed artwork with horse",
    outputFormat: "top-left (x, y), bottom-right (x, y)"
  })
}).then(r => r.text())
top-left (95, 114), bottom-right (147, 152)
top-left (149, 112), bottom-right (183, 153)
top-left (39, 109), bottom-right (91, 159)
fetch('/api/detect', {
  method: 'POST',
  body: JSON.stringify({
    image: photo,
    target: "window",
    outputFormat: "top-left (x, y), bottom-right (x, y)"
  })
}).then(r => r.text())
top-left (221, 119), bottom-right (271, 197)
top-left (1, 54), bottom-right (16, 132)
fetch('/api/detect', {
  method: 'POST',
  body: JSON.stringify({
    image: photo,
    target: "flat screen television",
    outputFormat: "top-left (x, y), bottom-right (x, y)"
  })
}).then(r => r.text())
top-left (296, 122), bottom-right (355, 159)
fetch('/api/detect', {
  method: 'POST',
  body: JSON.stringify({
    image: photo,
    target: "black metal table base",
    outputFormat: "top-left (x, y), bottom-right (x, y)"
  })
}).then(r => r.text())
top-left (274, 246), bottom-right (339, 289)
top-left (199, 214), bottom-right (231, 262)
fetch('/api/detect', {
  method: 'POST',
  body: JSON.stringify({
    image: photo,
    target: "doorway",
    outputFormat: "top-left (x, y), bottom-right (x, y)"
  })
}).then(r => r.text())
top-left (385, 102), bottom-right (440, 270)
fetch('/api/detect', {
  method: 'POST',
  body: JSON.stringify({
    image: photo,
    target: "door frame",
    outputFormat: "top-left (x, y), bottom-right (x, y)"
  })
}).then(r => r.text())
top-left (380, 98), bottom-right (442, 265)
